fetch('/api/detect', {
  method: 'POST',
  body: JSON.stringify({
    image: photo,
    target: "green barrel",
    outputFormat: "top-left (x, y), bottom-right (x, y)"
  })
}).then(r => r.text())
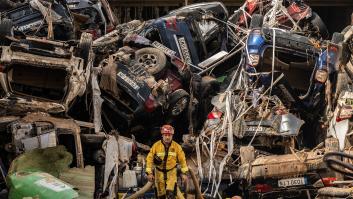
top-left (8, 171), bottom-right (78, 199)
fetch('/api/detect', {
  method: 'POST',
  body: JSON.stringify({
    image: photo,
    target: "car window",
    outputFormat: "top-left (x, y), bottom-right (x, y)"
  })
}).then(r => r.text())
top-left (197, 20), bottom-right (218, 38)
top-left (193, 18), bottom-right (222, 60)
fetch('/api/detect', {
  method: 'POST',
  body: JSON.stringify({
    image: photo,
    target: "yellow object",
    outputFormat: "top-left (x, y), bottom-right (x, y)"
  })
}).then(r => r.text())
top-left (146, 140), bottom-right (188, 197)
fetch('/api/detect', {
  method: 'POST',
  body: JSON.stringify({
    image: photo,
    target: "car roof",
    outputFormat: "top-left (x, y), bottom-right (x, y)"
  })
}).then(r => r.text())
top-left (168, 2), bottom-right (228, 21)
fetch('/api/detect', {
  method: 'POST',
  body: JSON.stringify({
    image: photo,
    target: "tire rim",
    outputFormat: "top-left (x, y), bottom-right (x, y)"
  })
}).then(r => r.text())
top-left (138, 53), bottom-right (158, 70)
top-left (171, 97), bottom-right (188, 116)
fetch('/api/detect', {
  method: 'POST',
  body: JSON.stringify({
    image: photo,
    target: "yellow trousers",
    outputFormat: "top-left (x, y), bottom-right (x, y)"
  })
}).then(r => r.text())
top-left (154, 168), bottom-right (185, 199)
top-left (155, 167), bottom-right (177, 197)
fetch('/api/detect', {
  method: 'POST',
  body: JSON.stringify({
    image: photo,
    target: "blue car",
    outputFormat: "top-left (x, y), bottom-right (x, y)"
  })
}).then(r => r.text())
top-left (101, 2), bottom-right (232, 136)
top-left (245, 20), bottom-right (341, 110)
top-left (242, 15), bottom-right (343, 149)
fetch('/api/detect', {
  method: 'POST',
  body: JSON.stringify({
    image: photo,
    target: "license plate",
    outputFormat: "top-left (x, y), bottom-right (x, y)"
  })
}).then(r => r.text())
top-left (151, 41), bottom-right (176, 57)
top-left (18, 20), bottom-right (42, 32)
top-left (246, 126), bottom-right (264, 132)
top-left (278, 177), bottom-right (307, 187)
top-left (177, 37), bottom-right (192, 64)
top-left (117, 71), bottom-right (140, 90)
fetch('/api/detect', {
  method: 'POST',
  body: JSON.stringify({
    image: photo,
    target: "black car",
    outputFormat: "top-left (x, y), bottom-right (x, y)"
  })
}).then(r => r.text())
top-left (65, 0), bottom-right (118, 39)
top-left (0, 0), bottom-right (74, 42)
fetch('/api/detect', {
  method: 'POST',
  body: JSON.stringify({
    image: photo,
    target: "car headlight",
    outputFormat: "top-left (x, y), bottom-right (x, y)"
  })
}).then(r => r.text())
top-left (315, 69), bottom-right (328, 83)
top-left (249, 54), bottom-right (260, 66)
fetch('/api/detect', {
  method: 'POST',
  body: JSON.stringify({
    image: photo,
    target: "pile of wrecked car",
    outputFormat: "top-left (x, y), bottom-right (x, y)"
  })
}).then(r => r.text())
top-left (0, 0), bottom-right (353, 198)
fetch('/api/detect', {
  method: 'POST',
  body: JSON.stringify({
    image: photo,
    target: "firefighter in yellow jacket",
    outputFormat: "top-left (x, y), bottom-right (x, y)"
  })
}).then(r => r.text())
top-left (146, 124), bottom-right (188, 199)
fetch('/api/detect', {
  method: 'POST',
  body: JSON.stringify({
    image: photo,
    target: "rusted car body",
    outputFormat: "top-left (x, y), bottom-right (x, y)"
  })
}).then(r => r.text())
top-left (0, 37), bottom-right (92, 114)
top-left (228, 138), bottom-right (341, 199)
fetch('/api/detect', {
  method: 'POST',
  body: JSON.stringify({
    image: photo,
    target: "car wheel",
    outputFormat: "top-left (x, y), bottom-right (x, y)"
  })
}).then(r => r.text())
top-left (168, 89), bottom-right (189, 116)
top-left (135, 47), bottom-right (167, 75)
top-left (78, 32), bottom-right (93, 66)
top-left (0, 18), bottom-right (13, 46)
top-left (310, 12), bottom-right (329, 40)
top-left (250, 14), bottom-right (263, 29)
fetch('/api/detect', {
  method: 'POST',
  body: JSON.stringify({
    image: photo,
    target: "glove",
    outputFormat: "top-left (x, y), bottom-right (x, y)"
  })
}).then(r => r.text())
top-left (181, 173), bottom-right (188, 184)
top-left (147, 173), bottom-right (154, 182)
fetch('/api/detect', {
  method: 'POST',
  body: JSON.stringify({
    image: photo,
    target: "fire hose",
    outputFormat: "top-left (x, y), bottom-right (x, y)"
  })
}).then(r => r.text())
top-left (124, 169), bottom-right (203, 199)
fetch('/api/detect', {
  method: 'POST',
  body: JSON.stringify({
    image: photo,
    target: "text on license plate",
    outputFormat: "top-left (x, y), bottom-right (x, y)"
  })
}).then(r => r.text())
top-left (278, 177), bottom-right (307, 187)
top-left (246, 126), bottom-right (264, 132)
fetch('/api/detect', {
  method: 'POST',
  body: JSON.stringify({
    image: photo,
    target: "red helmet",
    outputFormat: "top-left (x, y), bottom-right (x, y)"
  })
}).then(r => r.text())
top-left (161, 124), bottom-right (174, 135)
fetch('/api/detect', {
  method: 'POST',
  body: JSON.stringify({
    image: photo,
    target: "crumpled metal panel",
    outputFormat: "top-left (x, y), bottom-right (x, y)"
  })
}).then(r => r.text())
top-left (238, 150), bottom-right (326, 179)
top-left (277, 113), bottom-right (305, 136)
top-left (0, 97), bottom-right (66, 114)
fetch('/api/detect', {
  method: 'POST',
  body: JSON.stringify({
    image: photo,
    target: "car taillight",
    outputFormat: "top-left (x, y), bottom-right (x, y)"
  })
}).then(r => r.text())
top-left (207, 111), bottom-right (222, 119)
top-left (144, 94), bottom-right (156, 112)
top-left (165, 16), bottom-right (177, 31)
top-left (322, 177), bottom-right (336, 186)
top-left (336, 105), bottom-right (353, 122)
top-left (255, 184), bottom-right (272, 193)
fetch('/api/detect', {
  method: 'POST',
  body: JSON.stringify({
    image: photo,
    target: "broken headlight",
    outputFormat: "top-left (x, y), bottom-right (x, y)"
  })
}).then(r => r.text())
top-left (315, 69), bottom-right (328, 83)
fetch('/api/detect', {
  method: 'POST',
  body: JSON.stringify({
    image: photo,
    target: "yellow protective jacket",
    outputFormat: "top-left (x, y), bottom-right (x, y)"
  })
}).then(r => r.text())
top-left (146, 140), bottom-right (188, 175)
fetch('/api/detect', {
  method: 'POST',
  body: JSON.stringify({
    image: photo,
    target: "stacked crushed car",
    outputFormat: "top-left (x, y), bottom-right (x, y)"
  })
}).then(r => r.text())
top-left (0, 0), bottom-right (352, 198)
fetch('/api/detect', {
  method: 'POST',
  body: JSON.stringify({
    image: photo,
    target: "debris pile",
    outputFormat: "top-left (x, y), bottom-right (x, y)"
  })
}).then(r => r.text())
top-left (0, 0), bottom-right (352, 198)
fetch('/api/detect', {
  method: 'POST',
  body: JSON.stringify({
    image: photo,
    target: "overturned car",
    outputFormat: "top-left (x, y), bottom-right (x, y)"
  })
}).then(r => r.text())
top-left (0, 33), bottom-right (93, 114)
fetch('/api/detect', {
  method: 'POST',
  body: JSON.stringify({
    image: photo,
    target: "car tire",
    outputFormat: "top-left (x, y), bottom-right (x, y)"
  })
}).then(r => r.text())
top-left (310, 12), bottom-right (329, 39)
top-left (168, 89), bottom-right (189, 116)
top-left (135, 47), bottom-right (167, 75)
top-left (250, 14), bottom-right (263, 29)
top-left (0, 18), bottom-right (13, 46)
top-left (78, 32), bottom-right (93, 66)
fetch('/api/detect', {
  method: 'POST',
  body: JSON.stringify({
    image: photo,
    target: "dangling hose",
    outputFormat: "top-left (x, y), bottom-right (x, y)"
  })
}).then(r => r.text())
top-left (124, 169), bottom-right (203, 199)
top-left (189, 169), bottom-right (204, 199)
top-left (124, 181), bottom-right (153, 199)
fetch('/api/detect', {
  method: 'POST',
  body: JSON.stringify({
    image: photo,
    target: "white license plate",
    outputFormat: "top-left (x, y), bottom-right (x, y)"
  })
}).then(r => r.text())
top-left (246, 126), bottom-right (264, 132)
top-left (151, 41), bottom-right (176, 57)
top-left (278, 177), bottom-right (306, 187)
